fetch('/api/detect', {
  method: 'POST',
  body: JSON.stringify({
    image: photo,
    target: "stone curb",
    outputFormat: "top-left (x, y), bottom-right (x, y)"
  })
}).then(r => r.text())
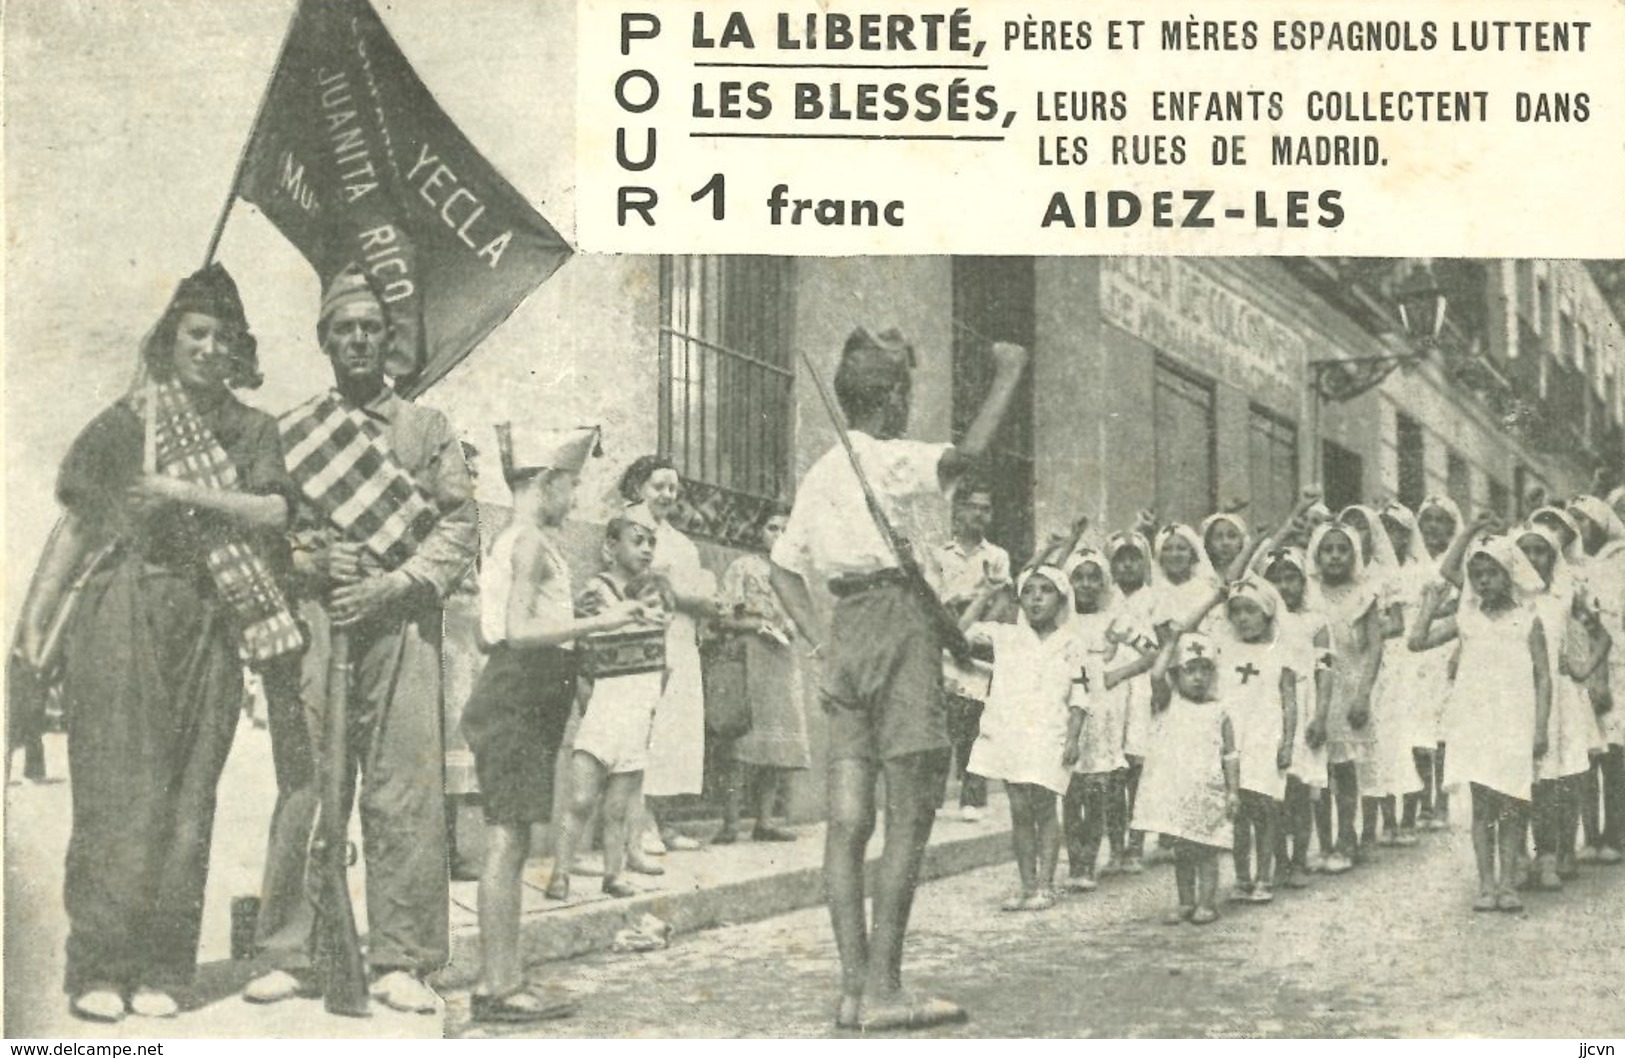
top-left (442, 824), bottom-right (1013, 979)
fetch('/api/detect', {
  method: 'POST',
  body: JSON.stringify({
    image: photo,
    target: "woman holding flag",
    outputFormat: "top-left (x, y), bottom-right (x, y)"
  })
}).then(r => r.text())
top-left (15, 265), bottom-right (301, 1023)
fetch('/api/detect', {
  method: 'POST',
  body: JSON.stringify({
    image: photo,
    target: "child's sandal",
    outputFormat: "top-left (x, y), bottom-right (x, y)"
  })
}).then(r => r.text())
top-left (1021, 891), bottom-right (1056, 911)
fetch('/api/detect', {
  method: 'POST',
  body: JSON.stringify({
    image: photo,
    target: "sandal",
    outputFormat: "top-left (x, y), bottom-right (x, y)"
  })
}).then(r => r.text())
top-left (1020, 891), bottom-right (1056, 911)
top-left (1472, 892), bottom-right (1497, 912)
top-left (856, 993), bottom-right (967, 1033)
top-left (543, 875), bottom-right (569, 901)
top-left (1496, 890), bottom-right (1524, 913)
top-left (1189, 907), bottom-right (1219, 926)
top-left (626, 857), bottom-right (666, 877)
top-left (470, 988), bottom-right (576, 1024)
top-left (1162, 905), bottom-right (1195, 926)
top-left (601, 877), bottom-right (639, 898)
top-left (1000, 894), bottom-right (1028, 912)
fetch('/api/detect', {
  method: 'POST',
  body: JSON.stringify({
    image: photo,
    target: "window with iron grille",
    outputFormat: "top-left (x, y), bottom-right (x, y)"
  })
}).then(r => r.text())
top-left (658, 256), bottom-right (796, 544)
top-left (1247, 404), bottom-right (1298, 529)
top-left (1395, 412), bottom-right (1426, 512)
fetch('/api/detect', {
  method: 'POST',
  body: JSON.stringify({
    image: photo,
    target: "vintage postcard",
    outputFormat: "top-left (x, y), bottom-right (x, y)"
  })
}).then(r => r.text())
top-left (4, 0), bottom-right (1623, 1045)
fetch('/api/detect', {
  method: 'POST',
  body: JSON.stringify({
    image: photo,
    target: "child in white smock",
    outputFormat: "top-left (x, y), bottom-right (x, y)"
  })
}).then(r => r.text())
top-left (963, 565), bottom-right (1082, 911)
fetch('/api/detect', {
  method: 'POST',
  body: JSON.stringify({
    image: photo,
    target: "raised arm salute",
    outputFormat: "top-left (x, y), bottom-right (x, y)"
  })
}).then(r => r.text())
top-left (769, 327), bottom-right (1027, 1032)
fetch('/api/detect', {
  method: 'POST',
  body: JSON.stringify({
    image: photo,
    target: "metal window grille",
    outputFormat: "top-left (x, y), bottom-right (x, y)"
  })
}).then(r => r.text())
top-left (1247, 404), bottom-right (1299, 528)
top-left (658, 256), bottom-right (795, 507)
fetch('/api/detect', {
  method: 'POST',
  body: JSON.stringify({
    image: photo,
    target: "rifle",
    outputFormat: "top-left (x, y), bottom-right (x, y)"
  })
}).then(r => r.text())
top-left (306, 626), bottom-right (370, 1017)
top-left (796, 349), bottom-right (972, 664)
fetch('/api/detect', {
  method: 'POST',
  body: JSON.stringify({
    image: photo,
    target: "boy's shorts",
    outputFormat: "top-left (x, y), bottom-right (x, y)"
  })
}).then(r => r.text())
top-left (821, 583), bottom-right (949, 764)
top-left (460, 645), bottom-right (578, 825)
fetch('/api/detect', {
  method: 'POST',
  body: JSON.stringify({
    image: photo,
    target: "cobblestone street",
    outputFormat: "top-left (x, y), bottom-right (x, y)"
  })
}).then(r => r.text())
top-left (449, 821), bottom-right (1625, 1039)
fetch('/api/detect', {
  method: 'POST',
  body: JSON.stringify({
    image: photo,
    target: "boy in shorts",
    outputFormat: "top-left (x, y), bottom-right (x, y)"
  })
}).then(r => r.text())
top-left (769, 326), bottom-right (1028, 1031)
top-left (461, 426), bottom-right (651, 1023)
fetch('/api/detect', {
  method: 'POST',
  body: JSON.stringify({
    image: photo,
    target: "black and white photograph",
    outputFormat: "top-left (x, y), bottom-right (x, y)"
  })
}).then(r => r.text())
top-left (4, 0), bottom-right (1624, 1044)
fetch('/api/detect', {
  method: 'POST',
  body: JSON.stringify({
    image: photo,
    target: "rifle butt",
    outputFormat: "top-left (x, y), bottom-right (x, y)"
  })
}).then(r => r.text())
top-left (319, 627), bottom-right (371, 1016)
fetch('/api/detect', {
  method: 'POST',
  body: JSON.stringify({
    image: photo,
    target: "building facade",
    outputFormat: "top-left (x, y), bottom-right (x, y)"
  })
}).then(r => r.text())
top-left (440, 255), bottom-right (1625, 825)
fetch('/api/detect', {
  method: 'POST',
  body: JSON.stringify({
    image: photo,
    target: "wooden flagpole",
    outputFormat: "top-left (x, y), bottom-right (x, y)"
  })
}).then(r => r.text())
top-left (201, 0), bottom-right (306, 269)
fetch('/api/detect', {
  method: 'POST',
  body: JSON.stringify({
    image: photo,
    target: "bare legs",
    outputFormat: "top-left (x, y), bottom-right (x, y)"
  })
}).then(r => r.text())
top-left (1469, 782), bottom-right (1530, 909)
top-left (1063, 774), bottom-right (1116, 882)
top-left (826, 751), bottom-right (960, 1029)
top-left (550, 754), bottom-right (643, 896)
top-left (476, 822), bottom-right (530, 998)
top-left (1005, 782), bottom-right (1059, 899)
top-left (1170, 840), bottom-right (1220, 922)
top-left (1232, 790), bottom-right (1279, 893)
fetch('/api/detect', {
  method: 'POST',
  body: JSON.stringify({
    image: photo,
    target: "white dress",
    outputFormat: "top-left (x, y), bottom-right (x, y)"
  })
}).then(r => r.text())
top-left (1365, 566), bottom-right (1427, 797)
top-left (643, 520), bottom-right (711, 797)
top-left (1068, 612), bottom-right (1129, 776)
top-left (1580, 543), bottom-right (1625, 746)
top-left (1114, 589), bottom-right (1159, 761)
top-left (1133, 692), bottom-right (1233, 849)
top-left (1276, 608), bottom-right (1331, 788)
top-left (1407, 574), bottom-right (1459, 749)
top-left (1532, 585), bottom-right (1599, 781)
top-left (966, 622), bottom-right (1078, 795)
top-left (1310, 580), bottom-right (1382, 765)
top-left (1216, 634), bottom-right (1295, 800)
top-left (1444, 602), bottom-right (1540, 802)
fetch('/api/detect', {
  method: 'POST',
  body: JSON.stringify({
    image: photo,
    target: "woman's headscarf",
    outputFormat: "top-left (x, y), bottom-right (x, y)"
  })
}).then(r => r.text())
top-left (1305, 521), bottom-right (1367, 584)
top-left (1153, 523), bottom-right (1218, 584)
top-left (1417, 494), bottom-right (1463, 531)
top-left (1062, 548), bottom-right (1118, 612)
top-left (1528, 505), bottom-right (1587, 567)
top-left (1569, 494), bottom-right (1625, 547)
top-left (1340, 504), bottom-right (1398, 569)
top-left (1198, 511), bottom-right (1251, 571)
top-left (1378, 500), bottom-right (1422, 568)
top-left (1227, 573), bottom-right (1282, 624)
top-left (1261, 544), bottom-right (1309, 579)
top-left (1514, 521), bottom-right (1575, 598)
top-left (1462, 533), bottom-right (1546, 614)
top-left (1015, 564), bottom-right (1075, 630)
top-left (1104, 530), bottom-right (1156, 590)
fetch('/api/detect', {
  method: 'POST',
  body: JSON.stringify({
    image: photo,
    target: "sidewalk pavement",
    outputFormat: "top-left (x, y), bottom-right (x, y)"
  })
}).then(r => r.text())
top-left (5, 722), bottom-right (1014, 1035)
top-left (3, 726), bottom-right (438, 1040)
top-left (439, 794), bottom-right (1014, 988)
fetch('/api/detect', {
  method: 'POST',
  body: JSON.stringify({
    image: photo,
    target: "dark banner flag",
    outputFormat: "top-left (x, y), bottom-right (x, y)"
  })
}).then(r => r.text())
top-left (236, 0), bottom-right (571, 396)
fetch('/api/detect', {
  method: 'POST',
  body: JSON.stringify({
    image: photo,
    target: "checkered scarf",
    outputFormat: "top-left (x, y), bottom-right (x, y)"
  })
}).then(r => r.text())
top-left (142, 381), bottom-right (305, 664)
top-left (278, 390), bottom-right (437, 568)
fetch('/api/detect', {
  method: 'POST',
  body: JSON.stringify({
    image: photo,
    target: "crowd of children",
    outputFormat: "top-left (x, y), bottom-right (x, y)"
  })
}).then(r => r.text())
top-left (452, 323), bottom-right (1622, 1028)
top-left (963, 485), bottom-right (1625, 924)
